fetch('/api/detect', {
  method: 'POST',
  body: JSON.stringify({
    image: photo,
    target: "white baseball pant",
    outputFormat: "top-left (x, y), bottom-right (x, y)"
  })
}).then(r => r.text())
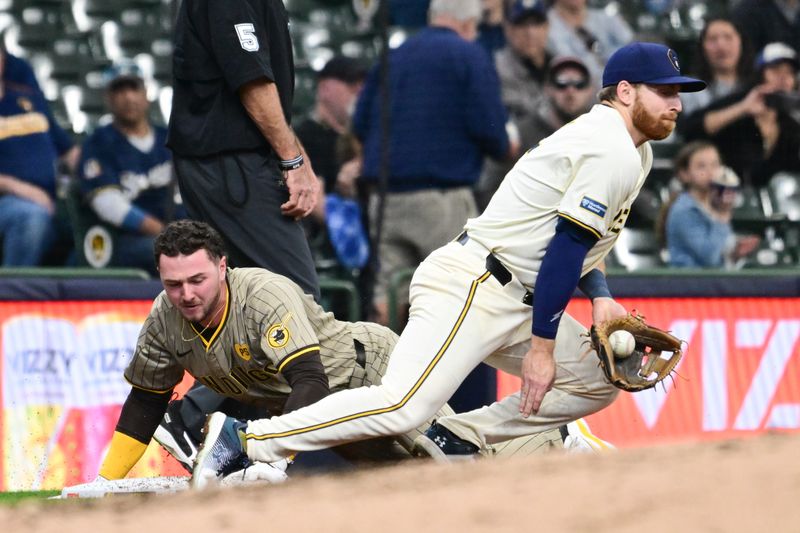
top-left (243, 238), bottom-right (618, 461)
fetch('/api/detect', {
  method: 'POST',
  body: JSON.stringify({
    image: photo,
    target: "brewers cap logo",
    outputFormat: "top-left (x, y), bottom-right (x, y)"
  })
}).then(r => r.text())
top-left (234, 343), bottom-right (252, 361)
top-left (17, 97), bottom-right (33, 112)
top-left (667, 49), bottom-right (680, 72)
top-left (267, 324), bottom-right (290, 349)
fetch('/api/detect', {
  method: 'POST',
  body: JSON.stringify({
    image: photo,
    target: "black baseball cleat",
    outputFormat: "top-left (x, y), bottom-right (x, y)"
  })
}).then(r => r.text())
top-left (153, 403), bottom-right (200, 473)
top-left (412, 422), bottom-right (480, 463)
top-left (191, 412), bottom-right (252, 490)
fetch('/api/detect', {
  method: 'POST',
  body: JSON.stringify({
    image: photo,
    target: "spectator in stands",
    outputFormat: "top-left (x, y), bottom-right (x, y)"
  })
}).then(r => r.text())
top-left (664, 141), bottom-right (760, 268)
top-left (294, 57), bottom-right (371, 298)
top-left (78, 64), bottom-right (183, 276)
top-left (477, 55), bottom-right (594, 210)
top-left (295, 56), bottom-right (367, 195)
top-left (495, 0), bottom-right (551, 121)
top-left (1, 44), bottom-right (41, 94)
top-left (680, 16), bottom-right (754, 117)
top-left (477, 0), bottom-right (507, 60)
top-left (353, 0), bottom-right (515, 325)
top-left (679, 42), bottom-right (800, 189)
top-left (0, 49), bottom-right (78, 266)
top-left (546, 0), bottom-right (634, 88)
top-left (733, 0), bottom-right (800, 56)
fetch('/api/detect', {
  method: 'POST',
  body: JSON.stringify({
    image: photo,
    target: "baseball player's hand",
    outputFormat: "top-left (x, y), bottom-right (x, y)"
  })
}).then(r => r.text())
top-left (281, 163), bottom-right (319, 220)
top-left (591, 297), bottom-right (627, 326)
top-left (519, 336), bottom-right (556, 417)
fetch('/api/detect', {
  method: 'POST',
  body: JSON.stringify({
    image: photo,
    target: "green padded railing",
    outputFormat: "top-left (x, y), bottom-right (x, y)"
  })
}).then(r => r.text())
top-left (319, 276), bottom-right (361, 323)
top-left (0, 267), bottom-right (151, 280)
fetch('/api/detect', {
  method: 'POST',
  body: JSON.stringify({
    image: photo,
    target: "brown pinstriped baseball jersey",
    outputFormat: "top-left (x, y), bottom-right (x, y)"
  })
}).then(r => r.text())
top-left (125, 268), bottom-right (396, 409)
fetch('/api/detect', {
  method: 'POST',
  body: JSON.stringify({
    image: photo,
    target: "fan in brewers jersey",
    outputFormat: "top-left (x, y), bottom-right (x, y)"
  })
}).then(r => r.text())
top-left (78, 63), bottom-right (184, 275)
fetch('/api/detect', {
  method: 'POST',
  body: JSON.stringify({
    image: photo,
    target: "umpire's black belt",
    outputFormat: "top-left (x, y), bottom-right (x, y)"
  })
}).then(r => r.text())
top-left (456, 232), bottom-right (533, 306)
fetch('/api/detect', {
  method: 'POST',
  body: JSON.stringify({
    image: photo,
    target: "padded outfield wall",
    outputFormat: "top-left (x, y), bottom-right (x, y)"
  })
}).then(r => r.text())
top-left (0, 272), bottom-right (799, 490)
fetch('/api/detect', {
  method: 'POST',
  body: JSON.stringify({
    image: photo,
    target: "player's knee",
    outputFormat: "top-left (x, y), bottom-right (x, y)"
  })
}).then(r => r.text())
top-left (381, 407), bottom-right (428, 434)
top-left (389, 401), bottom-right (442, 433)
top-left (601, 386), bottom-right (620, 408)
top-left (371, 393), bottom-right (433, 434)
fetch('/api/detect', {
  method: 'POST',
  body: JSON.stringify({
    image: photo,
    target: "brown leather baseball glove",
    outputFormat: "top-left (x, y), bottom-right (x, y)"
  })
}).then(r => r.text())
top-left (590, 313), bottom-right (683, 392)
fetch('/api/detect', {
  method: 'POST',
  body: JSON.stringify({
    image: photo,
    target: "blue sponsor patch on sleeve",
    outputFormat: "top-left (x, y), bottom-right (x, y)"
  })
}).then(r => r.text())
top-left (579, 196), bottom-right (607, 218)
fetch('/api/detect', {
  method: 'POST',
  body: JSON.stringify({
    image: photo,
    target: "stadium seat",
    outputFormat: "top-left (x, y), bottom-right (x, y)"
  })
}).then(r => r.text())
top-left (10, 7), bottom-right (67, 50)
top-left (62, 178), bottom-right (119, 269)
top-left (77, 0), bottom-right (131, 19)
top-left (768, 173), bottom-right (800, 221)
top-left (732, 186), bottom-right (766, 222)
top-left (49, 35), bottom-right (104, 83)
top-left (626, 185), bottom-right (662, 229)
top-left (611, 227), bottom-right (664, 271)
top-left (318, 276), bottom-right (362, 322)
top-left (60, 82), bottom-right (109, 134)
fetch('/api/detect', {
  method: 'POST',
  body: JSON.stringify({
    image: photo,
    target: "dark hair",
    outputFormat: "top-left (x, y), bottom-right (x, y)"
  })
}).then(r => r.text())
top-left (693, 17), bottom-right (754, 86)
top-left (654, 140), bottom-right (720, 247)
top-left (673, 139), bottom-right (718, 174)
top-left (153, 220), bottom-right (227, 266)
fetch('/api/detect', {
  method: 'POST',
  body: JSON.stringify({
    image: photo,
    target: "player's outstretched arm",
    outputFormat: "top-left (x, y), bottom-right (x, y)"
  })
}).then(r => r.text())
top-left (98, 386), bottom-right (172, 479)
top-left (523, 219), bottom-right (598, 416)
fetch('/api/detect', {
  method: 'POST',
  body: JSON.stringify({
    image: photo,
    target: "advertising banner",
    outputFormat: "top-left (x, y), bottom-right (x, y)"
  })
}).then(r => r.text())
top-left (497, 298), bottom-right (800, 447)
top-left (2, 297), bottom-right (799, 489)
top-left (0, 301), bottom-right (188, 491)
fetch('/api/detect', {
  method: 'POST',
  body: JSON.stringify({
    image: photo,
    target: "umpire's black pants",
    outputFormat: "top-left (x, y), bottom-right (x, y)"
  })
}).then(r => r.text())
top-left (174, 149), bottom-right (320, 298)
top-left (173, 149), bottom-right (321, 437)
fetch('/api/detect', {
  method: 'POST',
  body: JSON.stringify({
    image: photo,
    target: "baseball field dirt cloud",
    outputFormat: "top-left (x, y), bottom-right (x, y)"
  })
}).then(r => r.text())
top-left (4, 432), bottom-right (798, 533)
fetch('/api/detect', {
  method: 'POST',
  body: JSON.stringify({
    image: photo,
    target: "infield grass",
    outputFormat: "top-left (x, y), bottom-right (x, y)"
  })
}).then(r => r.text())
top-left (0, 490), bottom-right (60, 504)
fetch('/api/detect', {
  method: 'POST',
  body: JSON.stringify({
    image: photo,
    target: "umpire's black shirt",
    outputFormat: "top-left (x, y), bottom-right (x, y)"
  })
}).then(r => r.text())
top-left (167, 0), bottom-right (294, 157)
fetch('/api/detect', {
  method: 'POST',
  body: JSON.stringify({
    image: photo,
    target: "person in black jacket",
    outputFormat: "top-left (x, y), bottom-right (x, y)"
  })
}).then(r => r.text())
top-left (159, 0), bottom-right (323, 468)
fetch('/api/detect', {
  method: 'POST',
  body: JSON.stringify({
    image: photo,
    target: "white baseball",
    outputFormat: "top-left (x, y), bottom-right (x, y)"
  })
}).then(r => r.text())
top-left (609, 330), bottom-right (636, 358)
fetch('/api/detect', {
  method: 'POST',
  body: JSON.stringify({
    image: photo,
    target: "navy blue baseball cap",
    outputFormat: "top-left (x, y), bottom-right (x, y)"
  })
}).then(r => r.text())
top-left (507, 0), bottom-right (547, 25)
top-left (103, 61), bottom-right (145, 92)
top-left (602, 42), bottom-right (706, 92)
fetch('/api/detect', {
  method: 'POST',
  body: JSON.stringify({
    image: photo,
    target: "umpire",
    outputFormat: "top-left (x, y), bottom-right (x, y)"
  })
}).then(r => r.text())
top-left (167, 0), bottom-right (320, 300)
top-left (161, 0), bottom-right (321, 462)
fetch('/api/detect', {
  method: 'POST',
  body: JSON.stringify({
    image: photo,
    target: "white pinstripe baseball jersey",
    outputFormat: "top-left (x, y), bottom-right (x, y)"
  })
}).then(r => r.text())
top-left (464, 104), bottom-right (653, 288)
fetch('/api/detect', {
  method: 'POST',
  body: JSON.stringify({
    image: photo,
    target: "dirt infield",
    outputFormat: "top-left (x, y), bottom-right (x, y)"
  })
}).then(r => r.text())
top-left (5, 432), bottom-right (799, 533)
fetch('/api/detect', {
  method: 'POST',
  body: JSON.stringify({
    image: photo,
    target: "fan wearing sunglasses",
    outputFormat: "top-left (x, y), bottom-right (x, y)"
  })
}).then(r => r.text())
top-left (477, 56), bottom-right (595, 210)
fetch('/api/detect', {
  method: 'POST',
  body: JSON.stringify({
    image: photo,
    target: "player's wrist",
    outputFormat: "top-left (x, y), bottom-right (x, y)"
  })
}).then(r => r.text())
top-left (279, 154), bottom-right (304, 171)
top-left (579, 268), bottom-right (612, 300)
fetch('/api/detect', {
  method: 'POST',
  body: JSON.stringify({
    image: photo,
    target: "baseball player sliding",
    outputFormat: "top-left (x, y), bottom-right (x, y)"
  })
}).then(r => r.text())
top-left (192, 42), bottom-right (705, 486)
top-left (96, 220), bottom-right (588, 483)
top-left (96, 220), bottom-right (455, 481)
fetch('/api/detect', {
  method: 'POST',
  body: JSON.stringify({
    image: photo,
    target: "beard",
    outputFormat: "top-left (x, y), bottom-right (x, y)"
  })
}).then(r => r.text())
top-left (180, 285), bottom-right (224, 325)
top-left (631, 98), bottom-right (676, 140)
